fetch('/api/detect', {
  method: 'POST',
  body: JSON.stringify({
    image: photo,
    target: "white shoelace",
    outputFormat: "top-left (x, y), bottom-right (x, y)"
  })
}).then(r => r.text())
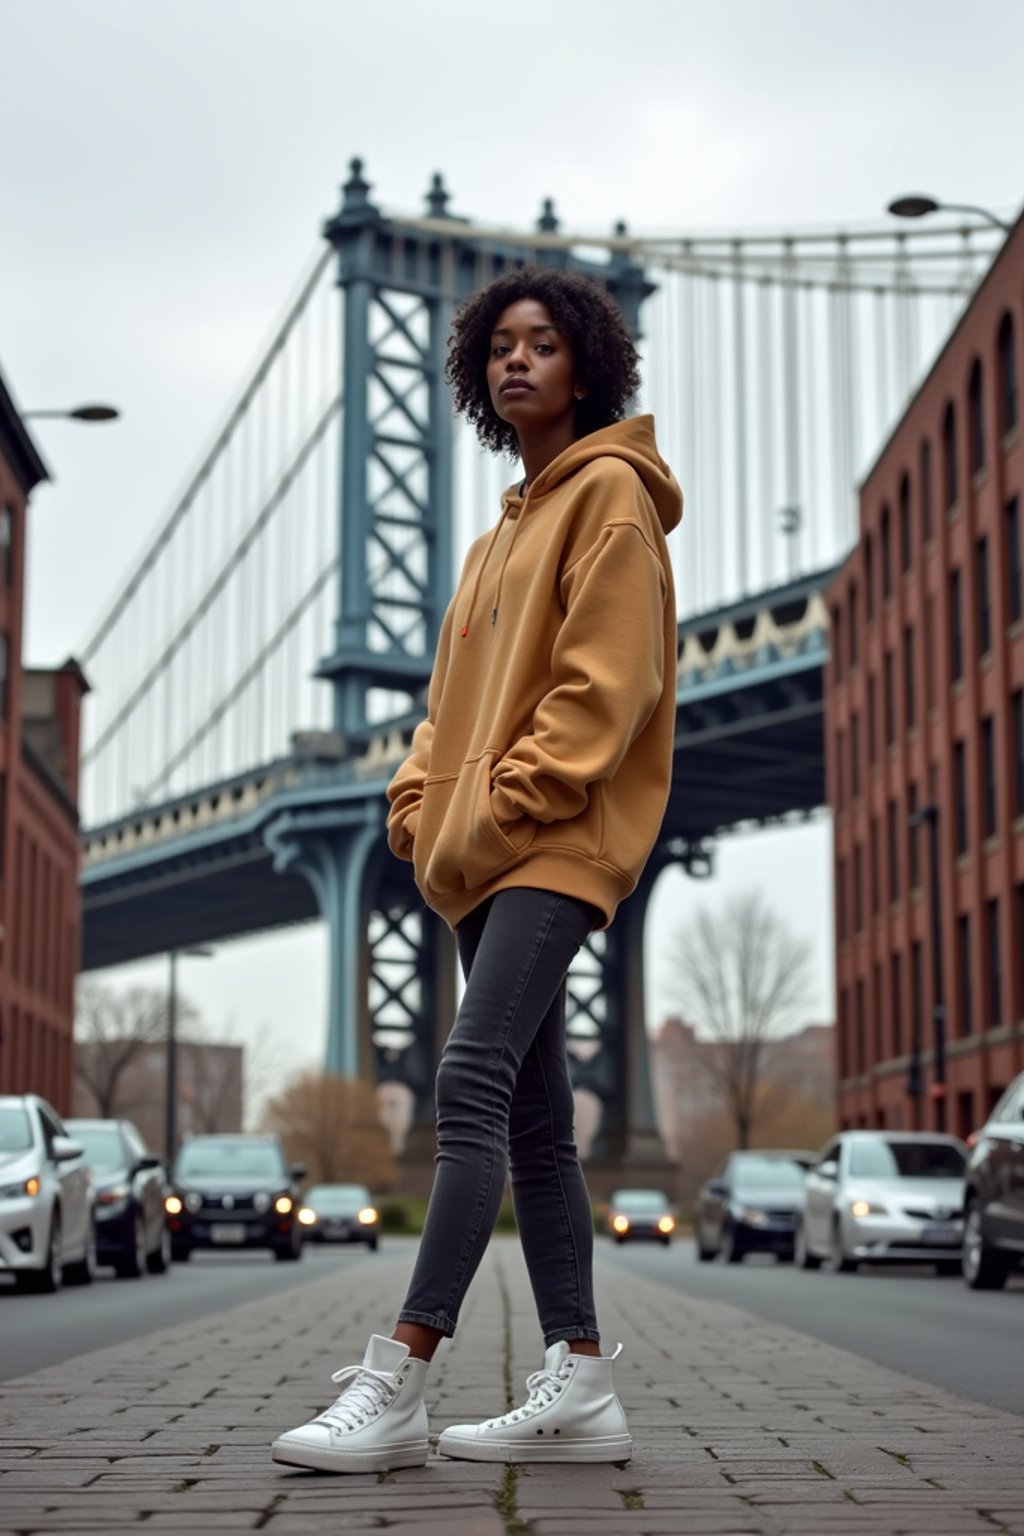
top-left (317, 1365), bottom-right (397, 1433)
top-left (484, 1365), bottom-right (569, 1428)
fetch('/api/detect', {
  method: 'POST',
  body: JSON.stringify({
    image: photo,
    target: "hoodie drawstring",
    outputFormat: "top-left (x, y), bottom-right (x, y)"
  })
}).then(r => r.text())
top-left (460, 495), bottom-right (526, 637)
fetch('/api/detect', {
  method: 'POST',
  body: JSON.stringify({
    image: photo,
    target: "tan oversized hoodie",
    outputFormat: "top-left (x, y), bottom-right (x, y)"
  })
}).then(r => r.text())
top-left (385, 414), bottom-right (682, 934)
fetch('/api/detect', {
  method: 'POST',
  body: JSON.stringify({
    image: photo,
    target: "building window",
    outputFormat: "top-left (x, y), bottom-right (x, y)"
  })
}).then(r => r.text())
top-left (881, 504), bottom-right (893, 599)
top-left (848, 583), bottom-right (858, 669)
top-left (920, 439), bottom-right (933, 542)
top-left (943, 401), bottom-right (958, 509)
top-left (854, 845), bottom-right (864, 933)
top-left (925, 593), bottom-right (936, 708)
top-left (950, 568), bottom-right (963, 681)
top-left (832, 604), bottom-right (843, 682)
top-left (838, 988), bottom-right (849, 1077)
top-left (865, 534), bottom-right (875, 620)
top-left (891, 950), bottom-right (903, 1056)
top-left (954, 740), bottom-right (968, 854)
top-left (884, 651), bottom-right (896, 746)
top-left (911, 940), bottom-right (924, 1055)
top-left (0, 634), bottom-right (7, 721)
top-left (899, 474), bottom-right (912, 572)
top-left (958, 913), bottom-right (973, 1037)
top-left (836, 726), bottom-right (846, 806)
top-left (968, 358), bottom-right (985, 475)
top-left (870, 816), bottom-right (880, 914)
top-left (867, 674), bottom-right (877, 762)
top-left (850, 712), bottom-right (860, 799)
top-left (1015, 690), bottom-right (1024, 817)
top-left (986, 898), bottom-right (1001, 1027)
top-left (855, 979), bottom-right (866, 1074)
top-left (976, 535), bottom-right (991, 656)
top-left (998, 312), bottom-right (1018, 436)
top-left (0, 508), bottom-right (11, 590)
top-left (982, 716), bottom-right (997, 839)
top-left (903, 624), bottom-right (915, 730)
top-left (873, 963), bottom-right (883, 1060)
top-left (888, 797), bottom-right (900, 902)
top-left (837, 856), bottom-right (847, 941)
top-left (1007, 495), bottom-right (1022, 624)
top-left (907, 782), bottom-right (920, 889)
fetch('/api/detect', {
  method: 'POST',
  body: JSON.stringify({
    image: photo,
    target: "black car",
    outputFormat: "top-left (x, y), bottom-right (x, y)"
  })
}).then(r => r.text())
top-left (66, 1118), bottom-right (171, 1278)
top-left (302, 1184), bottom-right (381, 1249)
top-left (963, 1072), bottom-right (1024, 1290)
top-left (606, 1188), bottom-right (677, 1245)
top-left (695, 1150), bottom-right (815, 1264)
top-left (166, 1134), bottom-right (306, 1262)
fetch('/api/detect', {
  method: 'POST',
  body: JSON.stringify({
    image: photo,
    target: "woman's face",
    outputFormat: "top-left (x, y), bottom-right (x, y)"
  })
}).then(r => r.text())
top-left (486, 298), bottom-right (579, 432)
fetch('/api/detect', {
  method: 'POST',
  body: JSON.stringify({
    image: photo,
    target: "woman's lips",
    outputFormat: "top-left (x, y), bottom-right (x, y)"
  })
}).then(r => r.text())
top-left (500, 380), bottom-right (535, 395)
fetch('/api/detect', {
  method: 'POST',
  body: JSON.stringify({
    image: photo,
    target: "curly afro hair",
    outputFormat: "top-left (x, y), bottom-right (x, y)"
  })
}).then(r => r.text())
top-left (445, 264), bottom-right (641, 459)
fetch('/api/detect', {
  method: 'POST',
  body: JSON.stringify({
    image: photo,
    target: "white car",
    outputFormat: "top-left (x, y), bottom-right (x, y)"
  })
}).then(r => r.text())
top-left (0, 1094), bottom-right (96, 1292)
top-left (796, 1130), bottom-right (967, 1274)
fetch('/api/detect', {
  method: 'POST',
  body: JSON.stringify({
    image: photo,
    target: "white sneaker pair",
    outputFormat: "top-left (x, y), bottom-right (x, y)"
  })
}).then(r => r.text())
top-left (271, 1335), bottom-right (632, 1473)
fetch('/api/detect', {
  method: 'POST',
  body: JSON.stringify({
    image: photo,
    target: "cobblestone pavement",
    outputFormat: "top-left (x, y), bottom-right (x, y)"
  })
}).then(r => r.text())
top-left (1, 1238), bottom-right (1023, 1535)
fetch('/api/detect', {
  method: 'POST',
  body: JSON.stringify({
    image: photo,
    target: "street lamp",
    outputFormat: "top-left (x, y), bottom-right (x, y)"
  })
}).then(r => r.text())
top-left (907, 804), bottom-right (946, 1124)
top-left (22, 404), bottom-right (121, 422)
top-left (166, 946), bottom-right (214, 1162)
top-left (887, 195), bottom-right (1011, 234)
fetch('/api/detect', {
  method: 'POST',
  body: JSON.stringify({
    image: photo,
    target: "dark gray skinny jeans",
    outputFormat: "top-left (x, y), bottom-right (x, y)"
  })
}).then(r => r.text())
top-left (398, 887), bottom-right (602, 1347)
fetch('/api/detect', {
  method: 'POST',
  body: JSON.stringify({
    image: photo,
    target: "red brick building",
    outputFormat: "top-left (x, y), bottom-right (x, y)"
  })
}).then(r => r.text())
top-left (827, 216), bottom-right (1024, 1139)
top-left (0, 367), bottom-right (89, 1110)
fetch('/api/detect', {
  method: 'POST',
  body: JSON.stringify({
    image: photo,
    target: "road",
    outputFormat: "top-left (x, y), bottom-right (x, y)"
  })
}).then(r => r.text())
top-left (0, 1238), bottom-right (405, 1382)
top-left (603, 1235), bottom-right (1024, 1416)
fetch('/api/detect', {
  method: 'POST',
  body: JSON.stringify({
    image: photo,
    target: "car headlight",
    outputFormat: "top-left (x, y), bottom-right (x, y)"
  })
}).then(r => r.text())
top-left (657, 1215), bottom-right (676, 1234)
top-left (0, 1174), bottom-right (41, 1200)
top-left (185, 1191), bottom-right (202, 1213)
top-left (850, 1199), bottom-right (888, 1217)
top-left (297, 1206), bottom-right (317, 1226)
top-left (165, 1195), bottom-right (184, 1215)
top-left (274, 1195), bottom-right (293, 1215)
top-left (736, 1206), bottom-right (768, 1226)
top-left (611, 1214), bottom-right (630, 1233)
top-left (96, 1184), bottom-right (131, 1207)
top-left (253, 1191), bottom-right (271, 1214)
top-left (357, 1206), bottom-right (378, 1225)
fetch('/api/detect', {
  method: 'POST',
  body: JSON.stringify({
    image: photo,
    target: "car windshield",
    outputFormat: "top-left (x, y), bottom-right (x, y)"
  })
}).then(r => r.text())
top-left (0, 1105), bottom-right (32, 1154)
top-left (611, 1190), bottom-right (668, 1212)
top-left (848, 1140), bottom-right (966, 1179)
top-left (67, 1125), bottom-right (126, 1174)
top-left (306, 1185), bottom-right (370, 1208)
top-left (732, 1157), bottom-right (808, 1193)
top-left (175, 1141), bottom-right (285, 1180)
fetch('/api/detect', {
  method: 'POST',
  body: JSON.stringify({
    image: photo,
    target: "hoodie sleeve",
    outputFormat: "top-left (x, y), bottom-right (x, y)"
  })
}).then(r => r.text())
top-left (385, 601), bottom-right (455, 860)
top-left (490, 521), bottom-right (667, 828)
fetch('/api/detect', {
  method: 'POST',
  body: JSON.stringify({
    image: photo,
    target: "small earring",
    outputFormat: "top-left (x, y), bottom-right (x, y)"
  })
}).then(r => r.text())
top-left (574, 389), bottom-right (586, 400)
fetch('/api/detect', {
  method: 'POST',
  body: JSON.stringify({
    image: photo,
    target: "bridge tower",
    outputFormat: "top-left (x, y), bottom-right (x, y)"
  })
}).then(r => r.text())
top-left (269, 160), bottom-right (667, 1179)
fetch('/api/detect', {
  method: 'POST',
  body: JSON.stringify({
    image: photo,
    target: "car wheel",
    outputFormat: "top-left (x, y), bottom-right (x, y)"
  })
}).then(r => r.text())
top-left (614, 1234), bottom-right (626, 1245)
top-left (368, 1236), bottom-right (379, 1252)
top-left (660, 1236), bottom-right (672, 1248)
top-left (962, 1199), bottom-right (1011, 1291)
top-left (17, 1212), bottom-right (63, 1293)
top-left (830, 1217), bottom-right (858, 1274)
top-left (64, 1222), bottom-right (97, 1286)
top-left (794, 1219), bottom-right (822, 1271)
top-left (148, 1225), bottom-right (173, 1275)
top-left (171, 1241), bottom-right (192, 1263)
top-left (115, 1214), bottom-right (147, 1279)
top-left (720, 1220), bottom-right (743, 1264)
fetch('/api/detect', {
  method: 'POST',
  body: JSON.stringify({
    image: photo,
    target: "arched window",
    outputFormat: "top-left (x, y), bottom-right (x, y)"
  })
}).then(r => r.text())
top-left (899, 473), bottom-right (912, 573)
top-left (943, 401), bottom-right (958, 509)
top-left (968, 359), bottom-right (985, 475)
top-left (864, 532), bottom-right (875, 620)
top-left (998, 312), bottom-right (1018, 436)
top-left (881, 503), bottom-right (892, 599)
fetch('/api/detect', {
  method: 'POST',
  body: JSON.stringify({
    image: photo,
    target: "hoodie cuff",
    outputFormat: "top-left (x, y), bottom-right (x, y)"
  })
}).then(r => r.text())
top-left (490, 783), bottom-right (522, 827)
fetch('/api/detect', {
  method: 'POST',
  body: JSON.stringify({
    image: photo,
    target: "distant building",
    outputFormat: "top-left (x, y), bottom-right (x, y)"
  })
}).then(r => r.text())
top-left (74, 1039), bottom-right (244, 1156)
top-left (826, 214), bottom-right (1024, 1139)
top-left (0, 367), bottom-right (89, 1111)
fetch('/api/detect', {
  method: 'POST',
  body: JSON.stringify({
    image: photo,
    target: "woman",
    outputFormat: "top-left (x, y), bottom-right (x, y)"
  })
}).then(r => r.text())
top-left (273, 265), bottom-right (682, 1474)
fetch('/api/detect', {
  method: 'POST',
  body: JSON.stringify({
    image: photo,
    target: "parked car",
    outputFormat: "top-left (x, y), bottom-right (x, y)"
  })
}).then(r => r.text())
top-left (66, 1118), bottom-right (171, 1278)
top-left (0, 1094), bottom-right (95, 1292)
top-left (962, 1071), bottom-right (1024, 1290)
top-left (695, 1150), bottom-right (816, 1263)
top-left (165, 1134), bottom-right (306, 1262)
top-left (606, 1188), bottom-right (676, 1245)
top-left (796, 1131), bottom-right (967, 1274)
top-left (302, 1184), bottom-right (380, 1250)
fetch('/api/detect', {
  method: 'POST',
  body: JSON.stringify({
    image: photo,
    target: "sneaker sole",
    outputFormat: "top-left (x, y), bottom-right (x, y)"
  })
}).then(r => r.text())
top-left (437, 1430), bottom-right (633, 1464)
top-left (271, 1436), bottom-right (429, 1474)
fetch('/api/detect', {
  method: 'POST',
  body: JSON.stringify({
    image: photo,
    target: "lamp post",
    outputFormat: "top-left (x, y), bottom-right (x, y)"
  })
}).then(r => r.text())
top-left (887, 195), bottom-right (1011, 234)
top-left (22, 404), bottom-right (121, 423)
top-left (166, 946), bottom-right (214, 1162)
top-left (908, 804), bottom-right (946, 1126)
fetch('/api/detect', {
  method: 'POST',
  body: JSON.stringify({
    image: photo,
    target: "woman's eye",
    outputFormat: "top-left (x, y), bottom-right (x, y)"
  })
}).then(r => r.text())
top-left (535, 343), bottom-right (553, 354)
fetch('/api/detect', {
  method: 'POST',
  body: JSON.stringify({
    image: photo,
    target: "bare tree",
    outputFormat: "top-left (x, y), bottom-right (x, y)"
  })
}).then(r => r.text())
top-left (666, 892), bottom-right (814, 1150)
top-left (261, 1072), bottom-right (397, 1190)
top-left (74, 980), bottom-right (195, 1119)
top-left (180, 1021), bottom-right (283, 1133)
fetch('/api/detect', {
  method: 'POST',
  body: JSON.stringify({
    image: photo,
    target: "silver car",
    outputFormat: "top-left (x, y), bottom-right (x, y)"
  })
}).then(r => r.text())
top-left (795, 1130), bottom-right (967, 1274)
top-left (0, 1095), bottom-right (95, 1292)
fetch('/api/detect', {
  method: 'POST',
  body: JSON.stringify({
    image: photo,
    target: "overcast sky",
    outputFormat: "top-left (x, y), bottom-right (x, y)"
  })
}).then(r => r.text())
top-left (3, 1), bottom-right (1021, 1107)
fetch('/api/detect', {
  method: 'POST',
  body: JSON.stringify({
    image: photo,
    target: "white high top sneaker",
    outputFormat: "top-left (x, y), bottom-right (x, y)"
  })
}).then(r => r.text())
top-left (438, 1341), bottom-right (632, 1463)
top-left (272, 1335), bottom-right (429, 1474)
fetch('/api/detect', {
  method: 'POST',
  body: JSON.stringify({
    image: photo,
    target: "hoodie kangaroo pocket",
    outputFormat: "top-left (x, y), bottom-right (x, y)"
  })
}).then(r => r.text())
top-left (422, 751), bottom-right (535, 896)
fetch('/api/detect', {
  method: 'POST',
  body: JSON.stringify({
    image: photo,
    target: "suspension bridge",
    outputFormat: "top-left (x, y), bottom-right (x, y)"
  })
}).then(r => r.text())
top-left (76, 159), bottom-right (1002, 1179)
